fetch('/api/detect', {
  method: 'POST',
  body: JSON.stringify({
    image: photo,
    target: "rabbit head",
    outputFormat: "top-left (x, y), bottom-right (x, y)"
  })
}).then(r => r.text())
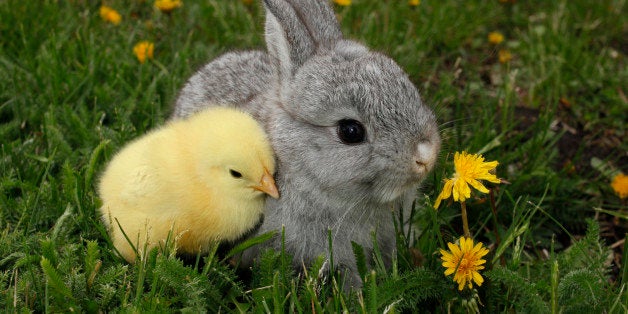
top-left (263, 0), bottom-right (440, 206)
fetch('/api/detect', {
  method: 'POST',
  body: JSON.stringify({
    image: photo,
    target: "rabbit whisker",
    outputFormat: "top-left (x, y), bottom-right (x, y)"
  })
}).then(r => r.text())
top-left (346, 196), bottom-right (375, 244)
top-left (331, 191), bottom-right (369, 243)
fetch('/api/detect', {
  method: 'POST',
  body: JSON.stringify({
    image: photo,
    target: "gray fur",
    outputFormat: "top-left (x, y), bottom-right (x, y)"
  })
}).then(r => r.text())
top-left (173, 0), bottom-right (440, 289)
top-left (173, 50), bottom-right (274, 117)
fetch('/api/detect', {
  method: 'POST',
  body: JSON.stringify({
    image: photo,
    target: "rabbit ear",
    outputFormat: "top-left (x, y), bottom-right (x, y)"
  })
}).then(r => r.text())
top-left (290, 0), bottom-right (343, 46)
top-left (263, 0), bottom-right (343, 79)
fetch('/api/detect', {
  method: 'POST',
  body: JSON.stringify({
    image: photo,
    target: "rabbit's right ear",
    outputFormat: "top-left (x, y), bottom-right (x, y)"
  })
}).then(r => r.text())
top-left (263, 0), bottom-right (343, 81)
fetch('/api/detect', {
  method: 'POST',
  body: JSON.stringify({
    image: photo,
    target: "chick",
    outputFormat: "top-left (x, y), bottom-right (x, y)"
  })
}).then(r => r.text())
top-left (98, 107), bottom-right (278, 263)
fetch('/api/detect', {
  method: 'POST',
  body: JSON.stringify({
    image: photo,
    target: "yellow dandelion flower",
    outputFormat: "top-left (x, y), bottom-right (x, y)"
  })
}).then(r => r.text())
top-left (434, 151), bottom-right (499, 209)
top-left (409, 0), bottom-right (420, 6)
top-left (440, 237), bottom-right (489, 291)
top-left (333, 0), bottom-right (351, 6)
top-left (498, 49), bottom-right (512, 63)
top-left (488, 31), bottom-right (504, 45)
top-left (154, 0), bottom-right (182, 13)
top-left (99, 5), bottom-right (122, 25)
top-left (611, 173), bottom-right (628, 199)
top-left (133, 41), bottom-right (154, 64)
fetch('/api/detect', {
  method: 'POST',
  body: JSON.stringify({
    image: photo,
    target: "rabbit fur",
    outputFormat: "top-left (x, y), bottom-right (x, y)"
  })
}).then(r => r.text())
top-left (173, 0), bottom-right (441, 288)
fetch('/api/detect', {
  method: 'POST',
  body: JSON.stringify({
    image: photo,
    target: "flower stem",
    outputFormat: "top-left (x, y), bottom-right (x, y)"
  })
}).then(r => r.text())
top-left (461, 201), bottom-right (471, 238)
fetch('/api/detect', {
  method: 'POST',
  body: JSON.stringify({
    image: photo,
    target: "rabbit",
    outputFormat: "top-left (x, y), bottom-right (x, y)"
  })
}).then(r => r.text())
top-left (172, 0), bottom-right (441, 289)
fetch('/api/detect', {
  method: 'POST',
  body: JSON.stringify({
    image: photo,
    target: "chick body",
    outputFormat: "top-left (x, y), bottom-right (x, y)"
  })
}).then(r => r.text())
top-left (98, 107), bottom-right (277, 262)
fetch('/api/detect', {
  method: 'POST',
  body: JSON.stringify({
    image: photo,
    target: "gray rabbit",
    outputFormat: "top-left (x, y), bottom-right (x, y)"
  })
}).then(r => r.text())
top-left (173, 0), bottom-right (440, 289)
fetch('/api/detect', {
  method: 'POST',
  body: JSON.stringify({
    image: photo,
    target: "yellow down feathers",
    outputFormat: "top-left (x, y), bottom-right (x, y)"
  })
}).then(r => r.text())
top-left (98, 107), bottom-right (277, 262)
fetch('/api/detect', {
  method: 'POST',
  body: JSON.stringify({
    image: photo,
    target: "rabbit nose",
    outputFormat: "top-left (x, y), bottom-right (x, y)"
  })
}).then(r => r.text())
top-left (412, 141), bottom-right (437, 174)
top-left (414, 160), bottom-right (427, 173)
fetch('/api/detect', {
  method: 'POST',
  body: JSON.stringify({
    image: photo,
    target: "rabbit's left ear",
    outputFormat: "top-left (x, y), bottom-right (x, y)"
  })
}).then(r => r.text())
top-left (263, 0), bottom-right (343, 80)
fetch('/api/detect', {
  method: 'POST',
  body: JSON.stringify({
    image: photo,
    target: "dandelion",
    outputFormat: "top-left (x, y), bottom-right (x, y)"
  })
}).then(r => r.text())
top-left (434, 151), bottom-right (499, 209)
top-left (498, 49), bottom-right (512, 63)
top-left (154, 0), bottom-right (182, 13)
top-left (434, 151), bottom-right (499, 237)
top-left (488, 31), bottom-right (504, 45)
top-left (611, 173), bottom-right (628, 199)
top-left (133, 41), bottom-right (154, 64)
top-left (409, 0), bottom-right (420, 6)
top-left (99, 5), bottom-right (122, 25)
top-left (440, 237), bottom-right (489, 291)
top-left (333, 0), bottom-right (351, 6)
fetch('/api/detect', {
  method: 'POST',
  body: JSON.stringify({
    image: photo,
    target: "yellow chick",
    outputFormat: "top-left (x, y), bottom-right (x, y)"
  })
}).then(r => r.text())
top-left (98, 107), bottom-right (278, 263)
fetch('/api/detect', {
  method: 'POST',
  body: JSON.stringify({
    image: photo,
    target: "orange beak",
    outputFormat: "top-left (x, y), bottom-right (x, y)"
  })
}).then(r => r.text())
top-left (252, 168), bottom-right (279, 199)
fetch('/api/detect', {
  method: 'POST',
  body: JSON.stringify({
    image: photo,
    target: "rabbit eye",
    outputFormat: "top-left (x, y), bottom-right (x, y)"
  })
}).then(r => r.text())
top-left (337, 119), bottom-right (366, 144)
top-left (229, 169), bottom-right (243, 178)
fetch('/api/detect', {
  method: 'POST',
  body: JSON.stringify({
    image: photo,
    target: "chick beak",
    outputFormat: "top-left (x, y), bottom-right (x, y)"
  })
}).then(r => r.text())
top-left (252, 168), bottom-right (279, 199)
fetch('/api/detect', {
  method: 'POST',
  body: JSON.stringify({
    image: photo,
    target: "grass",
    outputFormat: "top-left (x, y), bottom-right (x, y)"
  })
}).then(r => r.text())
top-left (0, 0), bottom-right (626, 312)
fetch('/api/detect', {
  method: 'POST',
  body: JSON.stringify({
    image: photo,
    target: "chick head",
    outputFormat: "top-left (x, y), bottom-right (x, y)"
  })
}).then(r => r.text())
top-left (187, 107), bottom-right (279, 201)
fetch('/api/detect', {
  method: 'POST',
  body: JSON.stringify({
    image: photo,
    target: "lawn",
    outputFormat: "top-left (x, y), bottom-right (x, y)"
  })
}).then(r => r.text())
top-left (0, 0), bottom-right (626, 312)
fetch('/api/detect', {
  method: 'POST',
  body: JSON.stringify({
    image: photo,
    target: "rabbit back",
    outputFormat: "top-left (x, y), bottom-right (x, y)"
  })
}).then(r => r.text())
top-left (173, 50), bottom-right (273, 119)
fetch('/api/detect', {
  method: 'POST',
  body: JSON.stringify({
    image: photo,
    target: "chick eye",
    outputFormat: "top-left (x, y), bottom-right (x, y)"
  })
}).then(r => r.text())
top-left (229, 169), bottom-right (243, 178)
top-left (337, 119), bottom-right (366, 144)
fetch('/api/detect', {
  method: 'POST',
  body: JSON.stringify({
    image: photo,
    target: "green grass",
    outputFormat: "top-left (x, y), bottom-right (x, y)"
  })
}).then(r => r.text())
top-left (1, 0), bottom-right (626, 312)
